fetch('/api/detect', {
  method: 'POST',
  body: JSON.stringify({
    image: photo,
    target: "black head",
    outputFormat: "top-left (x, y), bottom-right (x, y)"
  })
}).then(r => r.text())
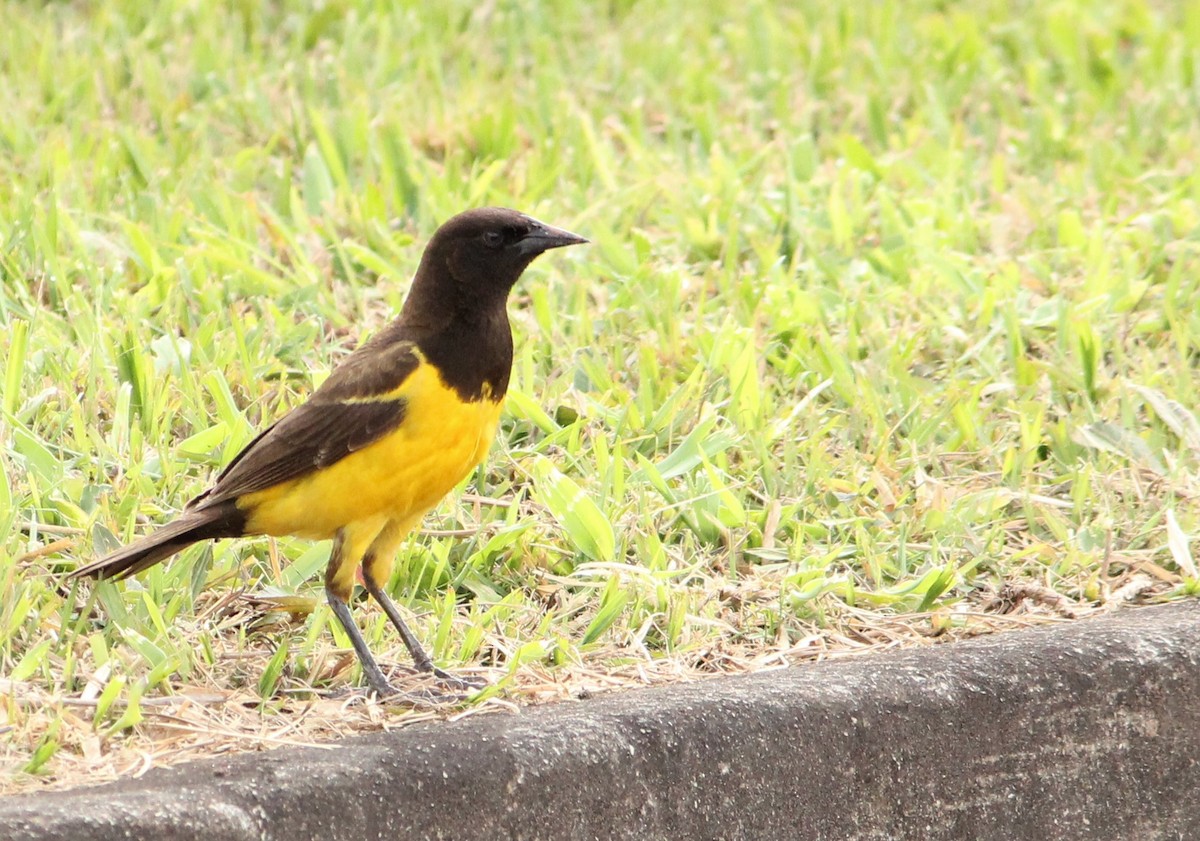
top-left (409, 207), bottom-right (587, 315)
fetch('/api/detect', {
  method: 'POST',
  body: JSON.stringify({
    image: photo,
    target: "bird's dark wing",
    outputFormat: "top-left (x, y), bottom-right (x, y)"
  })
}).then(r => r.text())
top-left (188, 339), bottom-right (420, 507)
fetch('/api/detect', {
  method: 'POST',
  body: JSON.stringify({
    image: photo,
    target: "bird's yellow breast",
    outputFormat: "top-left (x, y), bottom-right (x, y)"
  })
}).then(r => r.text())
top-left (239, 363), bottom-right (503, 540)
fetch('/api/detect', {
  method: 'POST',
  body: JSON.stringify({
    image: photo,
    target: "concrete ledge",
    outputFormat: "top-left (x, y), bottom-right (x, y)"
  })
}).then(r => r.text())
top-left (3, 603), bottom-right (1199, 840)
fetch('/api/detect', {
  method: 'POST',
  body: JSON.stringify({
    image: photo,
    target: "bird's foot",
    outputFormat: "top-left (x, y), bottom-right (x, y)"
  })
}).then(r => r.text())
top-left (428, 665), bottom-right (488, 691)
top-left (324, 681), bottom-right (468, 707)
top-left (377, 683), bottom-right (470, 706)
top-left (320, 662), bottom-right (487, 704)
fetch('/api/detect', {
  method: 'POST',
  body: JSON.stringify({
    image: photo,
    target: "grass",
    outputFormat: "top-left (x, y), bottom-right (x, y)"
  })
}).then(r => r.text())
top-left (3, 0), bottom-right (1200, 791)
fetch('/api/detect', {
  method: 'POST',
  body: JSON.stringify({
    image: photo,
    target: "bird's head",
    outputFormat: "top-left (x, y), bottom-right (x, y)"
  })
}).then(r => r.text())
top-left (414, 207), bottom-right (587, 312)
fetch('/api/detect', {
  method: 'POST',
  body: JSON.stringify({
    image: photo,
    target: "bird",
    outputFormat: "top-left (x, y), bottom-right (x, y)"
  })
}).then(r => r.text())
top-left (70, 207), bottom-right (588, 698)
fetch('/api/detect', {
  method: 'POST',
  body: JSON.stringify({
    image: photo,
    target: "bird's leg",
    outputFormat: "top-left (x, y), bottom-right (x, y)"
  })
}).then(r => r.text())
top-left (324, 587), bottom-right (397, 698)
top-left (324, 528), bottom-right (401, 698)
top-left (359, 565), bottom-right (487, 691)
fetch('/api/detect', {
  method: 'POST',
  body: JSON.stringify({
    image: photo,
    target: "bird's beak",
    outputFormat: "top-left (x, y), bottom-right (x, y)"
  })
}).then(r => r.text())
top-left (517, 220), bottom-right (589, 256)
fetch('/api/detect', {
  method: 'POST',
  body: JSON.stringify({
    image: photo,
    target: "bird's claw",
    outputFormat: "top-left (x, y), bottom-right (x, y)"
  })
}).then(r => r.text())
top-left (429, 666), bottom-right (488, 691)
top-left (326, 683), bottom-right (467, 707)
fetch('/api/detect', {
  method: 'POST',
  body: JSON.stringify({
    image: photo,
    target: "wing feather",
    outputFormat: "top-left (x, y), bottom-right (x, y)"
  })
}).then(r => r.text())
top-left (188, 340), bottom-right (419, 507)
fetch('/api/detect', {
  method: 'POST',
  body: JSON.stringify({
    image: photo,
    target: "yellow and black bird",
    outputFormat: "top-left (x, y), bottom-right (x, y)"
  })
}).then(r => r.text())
top-left (70, 207), bottom-right (587, 696)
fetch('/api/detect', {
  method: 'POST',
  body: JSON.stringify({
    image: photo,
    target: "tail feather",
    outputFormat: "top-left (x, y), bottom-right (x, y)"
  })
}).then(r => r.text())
top-left (70, 501), bottom-right (247, 581)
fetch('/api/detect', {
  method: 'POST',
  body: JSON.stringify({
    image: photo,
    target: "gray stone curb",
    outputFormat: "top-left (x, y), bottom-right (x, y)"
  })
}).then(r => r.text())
top-left (2, 602), bottom-right (1198, 840)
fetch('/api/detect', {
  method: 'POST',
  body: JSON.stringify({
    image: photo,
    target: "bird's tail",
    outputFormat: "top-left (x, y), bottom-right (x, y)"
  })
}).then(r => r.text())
top-left (69, 501), bottom-right (246, 581)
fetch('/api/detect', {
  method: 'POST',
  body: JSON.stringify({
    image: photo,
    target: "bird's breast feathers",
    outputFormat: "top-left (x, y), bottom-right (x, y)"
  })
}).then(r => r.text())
top-left (239, 361), bottom-right (504, 540)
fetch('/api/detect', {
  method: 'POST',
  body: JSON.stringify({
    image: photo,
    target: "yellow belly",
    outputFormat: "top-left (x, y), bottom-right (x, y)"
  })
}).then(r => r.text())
top-left (239, 364), bottom-right (503, 540)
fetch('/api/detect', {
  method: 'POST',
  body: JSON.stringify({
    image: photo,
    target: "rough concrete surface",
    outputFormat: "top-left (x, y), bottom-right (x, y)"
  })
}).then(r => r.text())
top-left (2, 603), bottom-right (1199, 840)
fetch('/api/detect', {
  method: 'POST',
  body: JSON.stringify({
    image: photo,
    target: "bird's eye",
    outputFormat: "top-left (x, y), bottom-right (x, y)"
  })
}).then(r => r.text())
top-left (482, 230), bottom-right (504, 247)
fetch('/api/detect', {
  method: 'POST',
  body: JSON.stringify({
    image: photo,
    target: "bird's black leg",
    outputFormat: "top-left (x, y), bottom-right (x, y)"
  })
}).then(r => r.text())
top-left (360, 566), bottom-right (487, 690)
top-left (325, 587), bottom-right (397, 698)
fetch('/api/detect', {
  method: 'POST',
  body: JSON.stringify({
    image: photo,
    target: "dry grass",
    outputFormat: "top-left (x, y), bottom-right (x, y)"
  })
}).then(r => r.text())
top-left (2, 550), bottom-right (1169, 795)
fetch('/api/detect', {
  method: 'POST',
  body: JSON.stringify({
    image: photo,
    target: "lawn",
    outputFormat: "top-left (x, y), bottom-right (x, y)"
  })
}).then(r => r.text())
top-left (3, 0), bottom-right (1199, 792)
